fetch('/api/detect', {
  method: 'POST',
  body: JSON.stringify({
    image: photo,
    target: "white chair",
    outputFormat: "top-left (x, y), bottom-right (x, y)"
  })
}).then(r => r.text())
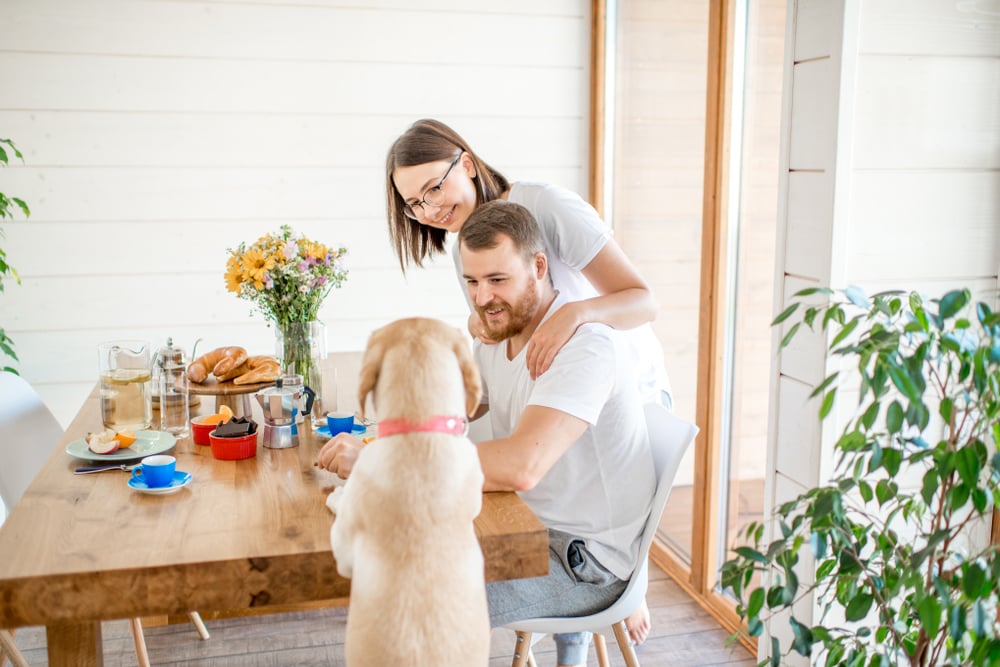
top-left (503, 403), bottom-right (698, 667)
top-left (0, 373), bottom-right (209, 667)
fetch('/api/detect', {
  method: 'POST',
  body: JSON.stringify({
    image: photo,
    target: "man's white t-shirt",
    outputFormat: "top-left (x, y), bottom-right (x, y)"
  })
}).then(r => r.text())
top-left (453, 180), bottom-right (672, 405)
top-left (475, 293), bottom-right (655, 580)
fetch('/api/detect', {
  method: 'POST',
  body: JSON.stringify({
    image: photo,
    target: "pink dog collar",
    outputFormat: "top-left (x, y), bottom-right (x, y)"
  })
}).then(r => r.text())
top-left (377, 415), bottom-right (468, 438)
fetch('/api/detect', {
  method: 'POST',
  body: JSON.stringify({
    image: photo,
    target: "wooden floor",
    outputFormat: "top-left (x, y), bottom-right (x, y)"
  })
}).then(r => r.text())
top-left (5, 565), bottom-right (755, 667)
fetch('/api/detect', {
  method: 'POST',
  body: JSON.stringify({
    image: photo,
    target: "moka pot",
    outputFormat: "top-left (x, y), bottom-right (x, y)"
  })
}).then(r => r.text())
top-left (254, 375), bottom-right (315, 449)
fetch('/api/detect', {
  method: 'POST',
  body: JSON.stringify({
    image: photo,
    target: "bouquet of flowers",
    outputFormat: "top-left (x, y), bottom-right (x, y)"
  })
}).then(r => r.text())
top-left (225, 225), bottom-right (348, 410)
top-left (224, 224), bottom-right (348, 330)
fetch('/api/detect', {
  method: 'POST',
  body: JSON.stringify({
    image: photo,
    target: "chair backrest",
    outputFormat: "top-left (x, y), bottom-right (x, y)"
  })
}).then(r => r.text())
top-left (504, 402), bottom-right (699, 637)
top-left (631, 402), bottom-right (698, 578)
top-left (0, 373), bottom-right (64, 515)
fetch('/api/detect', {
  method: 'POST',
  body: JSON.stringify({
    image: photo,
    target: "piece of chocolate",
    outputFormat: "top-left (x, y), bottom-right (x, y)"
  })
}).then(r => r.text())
top-left (214, 416), bottom-right (257, 437)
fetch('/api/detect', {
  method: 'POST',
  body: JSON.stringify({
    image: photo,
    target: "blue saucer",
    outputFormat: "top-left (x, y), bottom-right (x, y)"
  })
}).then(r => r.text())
top-left (315, 422), bottom-right (367, 438)
top-left (128, 471), bottom-right (192, 495)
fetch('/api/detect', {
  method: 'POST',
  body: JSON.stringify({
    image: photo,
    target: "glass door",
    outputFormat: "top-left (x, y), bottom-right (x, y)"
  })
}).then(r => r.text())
top-left (715, 0), bottom-right (784, 591)
top-left (599, 0), bottom-right (785, 638)
top-left (606, 0), bottom-right (712, 566)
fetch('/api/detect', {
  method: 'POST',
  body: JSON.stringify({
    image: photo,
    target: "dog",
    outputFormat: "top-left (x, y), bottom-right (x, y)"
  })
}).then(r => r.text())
top-left (328, 317), bottom-right (490, 667)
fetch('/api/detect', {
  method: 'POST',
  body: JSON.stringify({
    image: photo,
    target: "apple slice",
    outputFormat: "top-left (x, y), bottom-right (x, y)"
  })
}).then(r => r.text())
top-left (87, 429), bottom-right (121, 455)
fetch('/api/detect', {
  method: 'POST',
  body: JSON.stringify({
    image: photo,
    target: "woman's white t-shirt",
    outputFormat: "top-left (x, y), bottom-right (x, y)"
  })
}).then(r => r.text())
top-left (452, 180), bottom-right (672, 404)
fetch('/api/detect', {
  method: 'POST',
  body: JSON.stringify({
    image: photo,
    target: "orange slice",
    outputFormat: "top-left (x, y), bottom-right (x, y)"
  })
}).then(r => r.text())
top-left (114, 430), bottom-right (137, 448)
top-left (197, 404), bottom-right (236, 426)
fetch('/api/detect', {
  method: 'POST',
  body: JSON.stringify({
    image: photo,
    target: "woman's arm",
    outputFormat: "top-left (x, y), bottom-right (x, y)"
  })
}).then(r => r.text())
top-left (525, 238), bottom-right (657, 379)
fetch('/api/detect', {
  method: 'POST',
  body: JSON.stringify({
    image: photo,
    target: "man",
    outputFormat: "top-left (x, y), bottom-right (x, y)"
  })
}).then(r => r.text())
top-left (318, 200), bottom-right (654, 667)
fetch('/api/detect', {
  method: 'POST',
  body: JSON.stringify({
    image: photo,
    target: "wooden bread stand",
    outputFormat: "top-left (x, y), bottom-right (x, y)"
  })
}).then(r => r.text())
top-left (187, 377), bottom-right (274, 418)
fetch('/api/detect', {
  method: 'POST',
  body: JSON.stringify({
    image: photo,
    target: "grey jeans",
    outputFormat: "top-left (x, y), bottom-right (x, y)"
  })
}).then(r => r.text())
top-left (488, 529), bottom-right (627, 664)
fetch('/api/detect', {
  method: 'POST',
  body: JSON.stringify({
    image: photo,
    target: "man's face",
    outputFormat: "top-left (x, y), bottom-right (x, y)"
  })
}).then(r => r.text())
top-left (461, 235), bottom-right (542, 342)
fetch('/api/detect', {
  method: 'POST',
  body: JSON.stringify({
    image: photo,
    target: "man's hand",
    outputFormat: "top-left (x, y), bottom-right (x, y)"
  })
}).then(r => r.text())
top-left (467, 311), bottom-right (499, 345)
top-left (315, 432), bottom-right (365, 479)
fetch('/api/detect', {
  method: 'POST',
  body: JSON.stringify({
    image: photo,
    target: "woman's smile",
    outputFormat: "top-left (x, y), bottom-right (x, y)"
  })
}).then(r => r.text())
top-left (429, 205), bottom-right (460, 231)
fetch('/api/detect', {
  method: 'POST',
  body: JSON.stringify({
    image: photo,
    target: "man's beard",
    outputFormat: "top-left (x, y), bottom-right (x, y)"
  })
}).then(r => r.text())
top-left (475, 284), bottom-right (540, 342)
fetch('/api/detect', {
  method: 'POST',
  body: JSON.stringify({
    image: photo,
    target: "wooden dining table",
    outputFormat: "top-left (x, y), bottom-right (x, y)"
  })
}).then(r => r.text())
top-left (0, 386), bottom-right (548, 666)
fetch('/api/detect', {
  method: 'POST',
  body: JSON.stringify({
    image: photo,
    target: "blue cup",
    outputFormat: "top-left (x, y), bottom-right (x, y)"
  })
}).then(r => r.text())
top-left (131, 454), bottom-right (176, 488)
top-left (326, 411), bottom-right (355, 436)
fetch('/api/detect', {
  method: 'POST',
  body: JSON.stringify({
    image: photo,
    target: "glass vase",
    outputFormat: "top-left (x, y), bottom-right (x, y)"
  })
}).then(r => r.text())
top-left (275, 320), bottom-right (327, 425)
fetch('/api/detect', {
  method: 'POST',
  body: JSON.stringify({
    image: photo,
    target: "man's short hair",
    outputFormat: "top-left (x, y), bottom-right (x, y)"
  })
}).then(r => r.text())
top-left (459, 200), bottom-right (545, 265)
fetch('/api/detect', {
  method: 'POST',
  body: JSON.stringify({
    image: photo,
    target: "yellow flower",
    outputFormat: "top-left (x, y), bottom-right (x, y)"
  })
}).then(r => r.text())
top-left (241, 248), bottom-right (275, 290)
top-left (304, 241), bottom-right (327, 261)
top-left (224, 256), bottom-right (244, 293)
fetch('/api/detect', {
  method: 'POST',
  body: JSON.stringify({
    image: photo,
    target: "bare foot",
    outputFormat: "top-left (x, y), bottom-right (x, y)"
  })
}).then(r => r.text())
top-left (624, 598), bottom-right (651, 645)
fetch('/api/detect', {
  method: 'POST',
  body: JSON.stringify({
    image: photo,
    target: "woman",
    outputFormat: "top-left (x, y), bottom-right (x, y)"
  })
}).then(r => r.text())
top-left (386, 118), bottom-right (671, 404)
top-left (385, 120), bottom-right (669, 658)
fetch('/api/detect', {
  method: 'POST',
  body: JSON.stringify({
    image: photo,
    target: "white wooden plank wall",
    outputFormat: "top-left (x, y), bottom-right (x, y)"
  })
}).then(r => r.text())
top-left (0, 0), bottom-right (591, 426)
top-left (766, 0), bottom-right (1000, 658)
top-left (773, 0), bottom-right (999, 491)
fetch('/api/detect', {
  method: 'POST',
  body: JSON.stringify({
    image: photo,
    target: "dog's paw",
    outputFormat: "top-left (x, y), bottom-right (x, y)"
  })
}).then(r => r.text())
top-left (326, 487), bottom-right (346, 515)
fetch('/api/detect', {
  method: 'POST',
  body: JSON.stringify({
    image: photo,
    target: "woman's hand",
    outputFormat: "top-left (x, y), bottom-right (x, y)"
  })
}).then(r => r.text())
top-left (467, 311), bottom-right (499, 345)
top-left (525, 302), bottom-right (580, 380)
top-left (315, 432), bottom-right (365, 479)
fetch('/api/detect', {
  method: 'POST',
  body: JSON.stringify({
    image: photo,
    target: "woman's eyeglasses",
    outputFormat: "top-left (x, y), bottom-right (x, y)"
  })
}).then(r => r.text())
top-left (402, 153), bottom-right (462, 220)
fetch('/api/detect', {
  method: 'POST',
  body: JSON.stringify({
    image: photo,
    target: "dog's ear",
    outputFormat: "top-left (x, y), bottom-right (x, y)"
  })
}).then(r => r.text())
top-left (357, 329), bottom-right (386, 420)
top-left (451, 334), bottom-right (482, 418)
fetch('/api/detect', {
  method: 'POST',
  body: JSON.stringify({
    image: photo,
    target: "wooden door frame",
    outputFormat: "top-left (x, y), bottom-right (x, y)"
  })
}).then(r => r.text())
top-left (588, 0), bottom-right (753, 651)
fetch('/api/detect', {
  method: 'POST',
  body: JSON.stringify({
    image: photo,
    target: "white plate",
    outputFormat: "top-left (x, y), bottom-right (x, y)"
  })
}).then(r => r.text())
top-left (65, 430), bottom-right (177, 462)
top-left (128, 470), bottom-right (192, 495)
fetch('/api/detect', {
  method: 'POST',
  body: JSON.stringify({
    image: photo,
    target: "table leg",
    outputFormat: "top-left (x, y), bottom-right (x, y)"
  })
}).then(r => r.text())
top-left (46, 621), bottom-right (103, 667)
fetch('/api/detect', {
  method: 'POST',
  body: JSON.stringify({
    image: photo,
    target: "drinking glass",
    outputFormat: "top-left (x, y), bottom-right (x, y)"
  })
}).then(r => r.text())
top-left (98, 340), bottom-right (152, 431)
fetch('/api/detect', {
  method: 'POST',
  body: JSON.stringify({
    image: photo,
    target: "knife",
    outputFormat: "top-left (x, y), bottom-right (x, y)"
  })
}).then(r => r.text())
top-left (74, 464), bottom-right (138, 474)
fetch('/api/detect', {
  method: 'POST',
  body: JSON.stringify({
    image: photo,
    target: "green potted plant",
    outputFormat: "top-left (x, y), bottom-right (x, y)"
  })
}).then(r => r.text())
top-left (721, 287), bottom-right (1000, 666)
top-left (0, 138), bottom-right (31, 374)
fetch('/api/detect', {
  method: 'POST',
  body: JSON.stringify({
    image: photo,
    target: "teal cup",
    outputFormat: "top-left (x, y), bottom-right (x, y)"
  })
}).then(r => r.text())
top-left (326, 412), bottom-right (355, 436)
top-left (131, 454), bottom-right (176, 488)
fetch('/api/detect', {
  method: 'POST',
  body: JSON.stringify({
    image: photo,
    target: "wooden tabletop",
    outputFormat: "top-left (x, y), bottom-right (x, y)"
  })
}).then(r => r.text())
top-left (0, 387), bottom-right (548, 663)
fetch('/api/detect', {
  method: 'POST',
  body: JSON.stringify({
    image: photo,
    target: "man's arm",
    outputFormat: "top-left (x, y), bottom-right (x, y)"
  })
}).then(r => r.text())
top-left (477, 404), bottom-right (588, 492)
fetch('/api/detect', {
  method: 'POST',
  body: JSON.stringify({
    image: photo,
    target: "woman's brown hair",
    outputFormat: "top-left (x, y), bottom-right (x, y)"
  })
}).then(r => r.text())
top-left (385, 119), bottom-right (510, 272)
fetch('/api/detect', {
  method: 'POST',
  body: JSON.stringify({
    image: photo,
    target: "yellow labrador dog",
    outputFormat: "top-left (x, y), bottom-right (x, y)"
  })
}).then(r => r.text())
top-left (329, 317), bottom-right (490, 667)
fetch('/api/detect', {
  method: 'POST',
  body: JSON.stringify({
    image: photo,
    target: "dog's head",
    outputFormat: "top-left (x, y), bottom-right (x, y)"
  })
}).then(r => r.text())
top-left (357, 318), bottom-right (482, 421)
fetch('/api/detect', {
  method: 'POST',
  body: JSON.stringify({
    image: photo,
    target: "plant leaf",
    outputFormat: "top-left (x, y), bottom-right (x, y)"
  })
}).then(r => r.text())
top-left (11, 197), bottom-right (30, 218)
top-left (747, 588), bottom-right (765, 618)
top-left (830, 316), bottom-right (860, 349)
top-left (789, 615), bottom-right (814, 656)
top-left (780, 322), bottom-right (802, 349)
top-left (938, 289), bottom-right (969, 320)
top-left (772, 302), bottom-right (800, 326)
top-left (844, 593), bottom-right (873, 621)
top-left (956, 446), bottom-right (982, 488)
top-left (819, 390), bottom-right (836, 419)
top-left (809, 372), bottom-right (840, 399)
top-left (845, 285), bottom-right (870, 310)
top-left (886, 401), bottom-right (903, 433)
top-left (918, 596), bottom-right (942, 637)
top-left (734, 546), bottom-right (768, 564)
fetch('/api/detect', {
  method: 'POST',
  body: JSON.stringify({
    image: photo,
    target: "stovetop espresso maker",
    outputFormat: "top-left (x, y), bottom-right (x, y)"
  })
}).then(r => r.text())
top-left (254, 374), bottom-right (315, 449)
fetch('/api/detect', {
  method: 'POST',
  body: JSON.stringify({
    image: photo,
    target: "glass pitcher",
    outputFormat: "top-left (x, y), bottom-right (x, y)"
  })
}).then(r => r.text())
top-left (98, 340), bottom-right (152, 431)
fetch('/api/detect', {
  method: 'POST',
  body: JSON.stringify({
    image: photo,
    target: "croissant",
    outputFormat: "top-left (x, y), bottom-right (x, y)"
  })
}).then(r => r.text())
top-left (187, 346), bottom-right (249, 383)
top-left (214, 360), bottom-right (250, 382)
top-left (232, 356), bottom-right (282, 385)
